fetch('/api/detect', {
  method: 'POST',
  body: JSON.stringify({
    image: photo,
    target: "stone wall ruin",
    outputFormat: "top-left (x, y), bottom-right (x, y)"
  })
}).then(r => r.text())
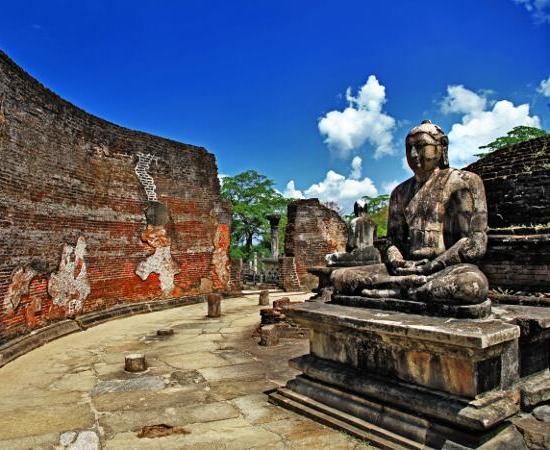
top-left (283, 199), bottom-right (348, 289)
top-left (0, 51), bottom-right (231, 343)
top-left (466, 136), bottom-right (550, 293)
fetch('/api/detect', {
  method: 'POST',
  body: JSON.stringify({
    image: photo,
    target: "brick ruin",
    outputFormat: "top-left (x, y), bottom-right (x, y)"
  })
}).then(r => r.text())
top-left (0, 51), bottom-right (231, 343)
top-left (466, 136), bottom-right (550, 295)
top-left (282, 199), bottom-right (348, 290)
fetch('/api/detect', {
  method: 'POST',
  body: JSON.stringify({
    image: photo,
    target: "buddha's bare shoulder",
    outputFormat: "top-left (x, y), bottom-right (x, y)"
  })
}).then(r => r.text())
top-left (447, 168), bottom-right (485, 190)
top-left (391, 176), bottom-right (416, 198)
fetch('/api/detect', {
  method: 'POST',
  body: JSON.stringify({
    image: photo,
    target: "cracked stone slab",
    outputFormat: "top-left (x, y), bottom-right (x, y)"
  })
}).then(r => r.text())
top-left (92, 376), bottom-right (166, 396)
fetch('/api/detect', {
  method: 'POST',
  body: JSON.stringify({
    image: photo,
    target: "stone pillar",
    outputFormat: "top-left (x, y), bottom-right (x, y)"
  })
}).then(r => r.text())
top-left (267, 214), bottom-right (281, 258)
top-left (207, 293), bottom-right (222, 318)
top-left (259, 290), bottom-right (270, 306)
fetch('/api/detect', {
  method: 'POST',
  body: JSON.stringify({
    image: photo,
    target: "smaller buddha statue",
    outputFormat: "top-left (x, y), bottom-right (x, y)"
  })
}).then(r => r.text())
top-left (326, 199), bottom-right (381, 267)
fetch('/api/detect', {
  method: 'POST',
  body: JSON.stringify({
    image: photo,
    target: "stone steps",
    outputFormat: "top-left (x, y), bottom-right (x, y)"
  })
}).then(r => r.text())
top-left (270, 387), bottom-right (425, 450)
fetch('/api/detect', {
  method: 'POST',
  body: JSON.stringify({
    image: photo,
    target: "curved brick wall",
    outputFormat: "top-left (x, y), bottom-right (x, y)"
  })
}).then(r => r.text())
top-left (0, 51), bottom-right (231, 343)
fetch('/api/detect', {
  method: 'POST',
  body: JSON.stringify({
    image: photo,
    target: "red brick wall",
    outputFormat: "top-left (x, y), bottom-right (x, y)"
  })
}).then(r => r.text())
top-left (284, 199), bottom-right (348, 289)
top-left (0, 51), bottom-right (231, 342)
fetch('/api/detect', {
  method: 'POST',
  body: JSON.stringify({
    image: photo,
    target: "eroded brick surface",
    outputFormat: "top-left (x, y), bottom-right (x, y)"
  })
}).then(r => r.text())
top-left (466, 137), bottom-right (550, 292)
top-left (466, 136), bottom-right (550, 228)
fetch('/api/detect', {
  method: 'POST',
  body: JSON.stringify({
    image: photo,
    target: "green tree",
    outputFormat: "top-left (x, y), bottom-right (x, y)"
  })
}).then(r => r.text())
top-left (476, 126), bottom-right (548, 157)
top-left (221, 170), bottom-right (289, 260)
top-left (362, 194), bottom-right (390, 215)
top-left (362, 194), bottom-right (390, 238)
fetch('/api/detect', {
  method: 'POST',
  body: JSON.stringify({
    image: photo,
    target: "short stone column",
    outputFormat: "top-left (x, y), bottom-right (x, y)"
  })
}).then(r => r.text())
top-left (207, 293), bottom-right (222, 318)
top-left (259, 290), bottom-right (270, 306)
top-left (260, 324), bottom-right (280, 346)
top-left (125, 353), bottom-right (147, 372)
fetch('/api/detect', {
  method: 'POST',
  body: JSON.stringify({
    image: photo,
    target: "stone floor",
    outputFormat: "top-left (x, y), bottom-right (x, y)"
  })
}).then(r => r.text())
top-left (0, 291), bottom-right (373, 449)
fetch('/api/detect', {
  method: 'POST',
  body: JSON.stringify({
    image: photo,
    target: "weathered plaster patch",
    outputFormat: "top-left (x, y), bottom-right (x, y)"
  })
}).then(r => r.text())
top-left (141, 224), bottom-right (171, 248)
top-left (48, 236), bottom-right (91, 313)
top-left (135, 246), bottom-right (180, 294)
top-left (3, 266), bottom-right (37, 312)
top-left (212, 225), bottom-right (230, 286)
top-left (135, 152), bottom-right (158, 201)
top-left (200, 277), bottom-right (213, 293)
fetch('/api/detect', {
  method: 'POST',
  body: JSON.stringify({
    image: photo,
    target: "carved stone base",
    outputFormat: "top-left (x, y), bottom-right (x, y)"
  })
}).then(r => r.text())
top-left (332, 295), bottom-right (492, 319)
top-left (269, 302), bottom-right (529, 448)
top-left (270, 368), bottom-right (518, 449)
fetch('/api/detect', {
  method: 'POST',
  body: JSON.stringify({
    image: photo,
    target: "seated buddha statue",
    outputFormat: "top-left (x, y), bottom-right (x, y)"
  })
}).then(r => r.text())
top-left (331, 120), bottom-right (489, 305)
top-left (326, 199), bottom-right (381, 267)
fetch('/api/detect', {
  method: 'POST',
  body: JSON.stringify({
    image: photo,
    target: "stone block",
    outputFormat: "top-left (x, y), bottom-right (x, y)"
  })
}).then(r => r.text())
top-left (272, 297), bottom-right (290, 309)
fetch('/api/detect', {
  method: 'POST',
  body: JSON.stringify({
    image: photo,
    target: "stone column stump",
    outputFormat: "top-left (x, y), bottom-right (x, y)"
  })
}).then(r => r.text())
top-left (260, 324), bottom-right (280, 346)
top-left (157, 328), bottom-right (174, 336)
top-left (125, 353), bottom-right (147, 372)
top-left (207, 293), bottom-right (222, 318)
top-left (259, 290), bottom-right (270, 306)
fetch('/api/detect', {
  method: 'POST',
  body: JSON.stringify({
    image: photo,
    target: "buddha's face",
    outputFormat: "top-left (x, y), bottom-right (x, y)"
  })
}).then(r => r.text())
top-left (406, 132), bottom-right (443, 177)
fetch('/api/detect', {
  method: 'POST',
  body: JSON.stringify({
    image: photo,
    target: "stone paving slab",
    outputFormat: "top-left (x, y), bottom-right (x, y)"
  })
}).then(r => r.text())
top-left (0, 292), bottom-right (372, 449)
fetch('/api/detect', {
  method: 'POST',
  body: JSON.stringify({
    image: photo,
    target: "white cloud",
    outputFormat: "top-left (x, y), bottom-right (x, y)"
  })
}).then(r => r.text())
top-left (441, 85), bottom-right (487, 114)
top-left (283, 180), bottom-right (305, 199)
top-left (350, 156), bottom-right (362, 179)
top-left (514, 0), bottom-right (550, 23)
top-left (441, 85), bottom-right (541, 167)
top-left (284, 158), bottom-right (377, 213)
top-left (318, 75), bottom-right (396, 159)
top-left (218, 173), bottom-right (227, 186)
top-left (538, 75), bottom-right (550, 97)
top-left (382, 180), bottom-right (400, 194)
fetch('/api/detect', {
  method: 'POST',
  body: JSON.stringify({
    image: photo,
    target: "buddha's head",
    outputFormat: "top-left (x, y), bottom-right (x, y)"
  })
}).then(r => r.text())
top-left (405, 120), bottom-right (449, 178)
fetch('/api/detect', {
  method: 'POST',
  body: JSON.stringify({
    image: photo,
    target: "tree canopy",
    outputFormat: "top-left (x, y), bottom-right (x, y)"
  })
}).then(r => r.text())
top-left (220, 170), bottom-right (289, 260)
top-left (476, 126), bottom-right (548, 156)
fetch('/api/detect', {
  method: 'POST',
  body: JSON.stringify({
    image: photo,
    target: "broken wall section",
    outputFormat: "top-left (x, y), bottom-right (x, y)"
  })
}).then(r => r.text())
top-left (0, 51), bottom-right (231, 343)
top-left (283, 199), bottom-right (348, 289)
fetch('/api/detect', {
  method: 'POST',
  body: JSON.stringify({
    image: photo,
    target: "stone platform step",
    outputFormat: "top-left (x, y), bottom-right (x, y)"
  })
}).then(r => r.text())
top-left (269, 388), bottom-right (425, 450)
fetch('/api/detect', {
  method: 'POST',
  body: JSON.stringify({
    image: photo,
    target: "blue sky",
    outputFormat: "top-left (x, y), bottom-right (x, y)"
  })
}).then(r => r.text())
top-left (1, 0), bottom-right (549, 212)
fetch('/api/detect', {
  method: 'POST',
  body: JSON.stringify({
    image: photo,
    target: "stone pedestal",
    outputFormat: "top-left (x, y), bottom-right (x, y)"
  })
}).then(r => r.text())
top-left (270, 302), bottom-right (526, 449)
